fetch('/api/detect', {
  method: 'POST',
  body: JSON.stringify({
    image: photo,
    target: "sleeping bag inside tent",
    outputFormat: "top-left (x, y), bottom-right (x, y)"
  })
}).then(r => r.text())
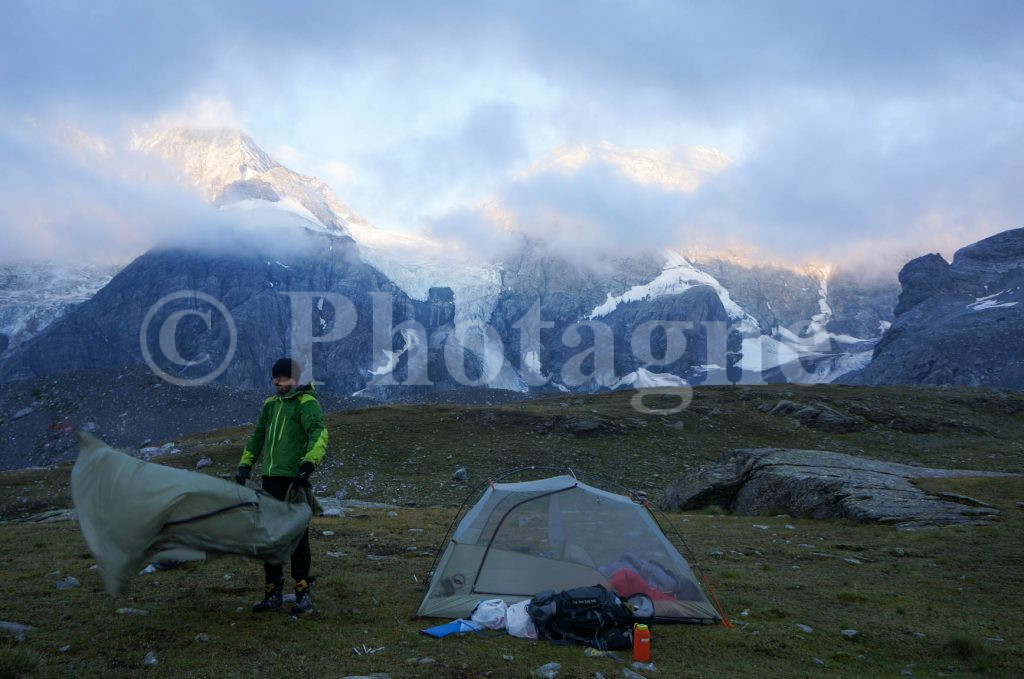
top-left (418, 475), bottom-right (721, 623)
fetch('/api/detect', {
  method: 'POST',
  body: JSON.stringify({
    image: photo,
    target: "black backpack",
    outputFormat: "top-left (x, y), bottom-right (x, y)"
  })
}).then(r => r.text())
top-left (526, 584), bottom-right (642, 650)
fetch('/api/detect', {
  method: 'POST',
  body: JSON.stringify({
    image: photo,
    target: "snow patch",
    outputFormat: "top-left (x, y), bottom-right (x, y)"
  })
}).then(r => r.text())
top-left (611, 367), bottom-right (691, 389)
top-left (968, 291), bottom-right (1018, 311)
top-left (588, 250), bottom-right (760, 334)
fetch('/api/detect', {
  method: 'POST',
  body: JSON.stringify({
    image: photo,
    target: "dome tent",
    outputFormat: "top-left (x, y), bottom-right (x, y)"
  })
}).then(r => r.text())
top-left (418, 470), bottom-right (724, 623)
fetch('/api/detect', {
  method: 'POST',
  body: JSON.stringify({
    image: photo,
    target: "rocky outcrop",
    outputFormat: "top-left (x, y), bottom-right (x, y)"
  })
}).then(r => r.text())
top-left (662, 448), bottom-right (1011, 529)
top-left (761, 399), bottom-right (867, 433)
top-left (856, 228), bottom-right (1024, 388)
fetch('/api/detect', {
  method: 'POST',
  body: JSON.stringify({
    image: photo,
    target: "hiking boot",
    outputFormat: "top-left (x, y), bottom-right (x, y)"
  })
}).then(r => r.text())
top-left (291, 578), bottom-right (313, 614)
top-left (252, 582), bottom-right (283, 613)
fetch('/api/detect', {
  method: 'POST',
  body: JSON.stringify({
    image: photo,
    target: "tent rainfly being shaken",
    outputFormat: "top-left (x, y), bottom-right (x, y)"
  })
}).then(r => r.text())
top-left (418, 474), bottom-right (723, 623)
top-left (71, 432), bottom-right (313, 595)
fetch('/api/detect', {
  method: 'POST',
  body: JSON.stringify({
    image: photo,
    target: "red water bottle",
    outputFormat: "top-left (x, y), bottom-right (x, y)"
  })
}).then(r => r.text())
top-left (633, 623), bottom-right (651, 662)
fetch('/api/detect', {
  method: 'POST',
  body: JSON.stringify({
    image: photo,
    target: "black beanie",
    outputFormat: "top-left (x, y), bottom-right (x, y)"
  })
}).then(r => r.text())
top-left (272, 358), bottom-right (301, 380)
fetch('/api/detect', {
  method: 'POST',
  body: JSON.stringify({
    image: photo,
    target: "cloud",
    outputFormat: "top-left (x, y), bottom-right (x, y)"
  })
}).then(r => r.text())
top-left (1, 0), bottom-right (1022, 271)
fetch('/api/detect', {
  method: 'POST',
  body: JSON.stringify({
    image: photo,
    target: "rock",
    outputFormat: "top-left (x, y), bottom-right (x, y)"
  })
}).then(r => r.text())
top-left (662, 448), bottom-right (1012, 529)
top-left (844, 558), bottom-right (862, 565)
top-left (533, 662), bottom-right (561, 678)
top-left (56, 576), bottom-right (80, 590)
top-left (418, 658), bottom-right (436, 665)
top-left (770, 399), bottom-right (866, 433)
top-left (321, 530), bottom-right (335, 537)
top-left (115, 608), bottom-right (149, 616)
top-left (143, 651), bottom-right (158, 666)
top-left (12, 407), bottom-right (33, 420)
top-left (841, 629), bottom-right (859, 639)
top-left (812, 658), bottom-right (825, 666)
top-left (0, 621), bottom-right (36, 639)
top-left (59, 645), bottom-right (70, 652)
top-left (195, 633), bottom-right (210, 642)
top-left (452, 468), bottom-right (468, 482)
top-left (81, 421), bottom-right (98, 432)
top-left (502, 654), bottom-right (515, 662)
top-left (935, 492), bottom-right (995, 509)
top-left (195, 457), bottom-right (213, 469)
top-left (621, 669), bottom-right (646, 679)
top-left (631, 661), bottom-right (656, 671)
top-left (795, 624), bottom-right (813, 633)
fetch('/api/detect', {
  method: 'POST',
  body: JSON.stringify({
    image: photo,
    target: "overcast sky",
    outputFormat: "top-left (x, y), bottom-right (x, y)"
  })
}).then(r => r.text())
top-left (1, 0), bottom-right (1022, 270)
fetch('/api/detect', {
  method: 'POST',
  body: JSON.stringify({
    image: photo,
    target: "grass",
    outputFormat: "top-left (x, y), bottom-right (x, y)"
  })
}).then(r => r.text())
top-left (0, 384), bottom-right (1022, 677)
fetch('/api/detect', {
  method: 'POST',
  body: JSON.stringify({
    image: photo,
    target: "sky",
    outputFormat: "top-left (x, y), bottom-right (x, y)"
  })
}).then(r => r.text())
top-left (1, 0), bottom-right (1022, 272)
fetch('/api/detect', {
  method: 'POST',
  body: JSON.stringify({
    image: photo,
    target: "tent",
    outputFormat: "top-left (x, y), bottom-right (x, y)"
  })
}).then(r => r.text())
top-left (72, 432), bottom-right (313, 595)
top-left (418, 473), bottom-right (722, 623)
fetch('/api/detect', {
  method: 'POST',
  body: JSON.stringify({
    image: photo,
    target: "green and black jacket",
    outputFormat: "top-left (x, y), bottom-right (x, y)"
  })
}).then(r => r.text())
top-left (239, 384), bottom-right (328, 477)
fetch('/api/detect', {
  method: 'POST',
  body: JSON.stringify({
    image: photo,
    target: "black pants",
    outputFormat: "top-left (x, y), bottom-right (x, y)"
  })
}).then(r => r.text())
top-left (261, 476), bottom-right (311, 585)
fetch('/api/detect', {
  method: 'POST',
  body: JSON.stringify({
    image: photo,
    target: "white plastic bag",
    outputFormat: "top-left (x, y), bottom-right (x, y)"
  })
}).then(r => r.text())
top-left (470, 598), bottom-right (508, 630)
top-left (506, 599), bottom-right (537, 639)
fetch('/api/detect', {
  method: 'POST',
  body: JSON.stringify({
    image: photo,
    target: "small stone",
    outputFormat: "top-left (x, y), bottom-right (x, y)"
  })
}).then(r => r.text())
top-left (195, 457), bottom-right (213, 469)
top-left (841, 629), bottom-right (858, 639)
top-left (986, 636), bottom-right (1005, 643)
top-left (901, 671), bottom-right (914, 677)
top-left (798, 543), bottom-right (814, 549)
top-left (223, 574), bottom-right (232, 581)
top-left (795, 623), bottom-right (813, 633)
top-left (912, 631), bottom-right (925, 640)
top-left (81, 422), bottom-right (98, 432)
top-left (322, 530), bottom-right (335, 537)
top-left (621, 668), bottom-right (646, 679)
top-left (387, 511), bottom-right (398, 517)
top-left (845, 557), bottom-right (862, 565)
top-left (143, 651), bottom-right (158, 666)
top-left (452, 468), bottom-right (468, 483)
top-left (195, 633), bottom-right (210, 642)
top-left (56, 576), bottom-right (80, 590)
top-left (417, 657), bottom-right (436, 665)
top-left (326, 551), bottom-right (346, 558)
top-left (812, 658), bottom-right (825, 666)
top-left (323, 508), bottom-right (343, 517)
top-left (784, 524), bottom-right (795, 530)
top-left (116, 608), bottom-right (149, 616)
top-left (533, 662), bottom-right (561, 678)
top-left (631, 661), bottom-right (656, 671)
top-left (502, 654), bottom-right (514, 662)
top-left (752, 524), bottom-right (770, 530)
top-left (235, 607), bottom-right (244, 613)
top-left (59, 645), bottom-right (70, 653)
top-left (12, 407), bottom-right (34, 420)
top-left (0, 621), bottom-right (36, 637)
top-left (740, 609), bottom-right (750, 617)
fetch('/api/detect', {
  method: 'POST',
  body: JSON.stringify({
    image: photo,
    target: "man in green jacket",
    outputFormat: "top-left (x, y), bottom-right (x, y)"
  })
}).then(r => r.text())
top-left (236, 358), bottom-right (328, 614)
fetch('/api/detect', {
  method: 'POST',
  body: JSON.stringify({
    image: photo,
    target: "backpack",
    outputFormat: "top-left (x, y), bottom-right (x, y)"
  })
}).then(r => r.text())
top-left (526, 584), bottom-right (640, 650)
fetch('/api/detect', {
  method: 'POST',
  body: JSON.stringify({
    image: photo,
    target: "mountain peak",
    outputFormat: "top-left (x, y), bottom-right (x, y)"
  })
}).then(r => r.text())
top-left (133, 126), bottom-right (280, 201)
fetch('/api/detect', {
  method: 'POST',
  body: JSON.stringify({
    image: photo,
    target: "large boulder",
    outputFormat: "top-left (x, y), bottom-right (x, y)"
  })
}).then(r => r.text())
top-left (662, 448), bottom-right (1010, 530)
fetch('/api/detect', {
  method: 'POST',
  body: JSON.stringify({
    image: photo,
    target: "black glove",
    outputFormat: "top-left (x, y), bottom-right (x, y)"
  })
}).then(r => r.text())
top-left (293, 460), bottom-right (315, 486)
top-left (235, 465), bottom-right (251, 486)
